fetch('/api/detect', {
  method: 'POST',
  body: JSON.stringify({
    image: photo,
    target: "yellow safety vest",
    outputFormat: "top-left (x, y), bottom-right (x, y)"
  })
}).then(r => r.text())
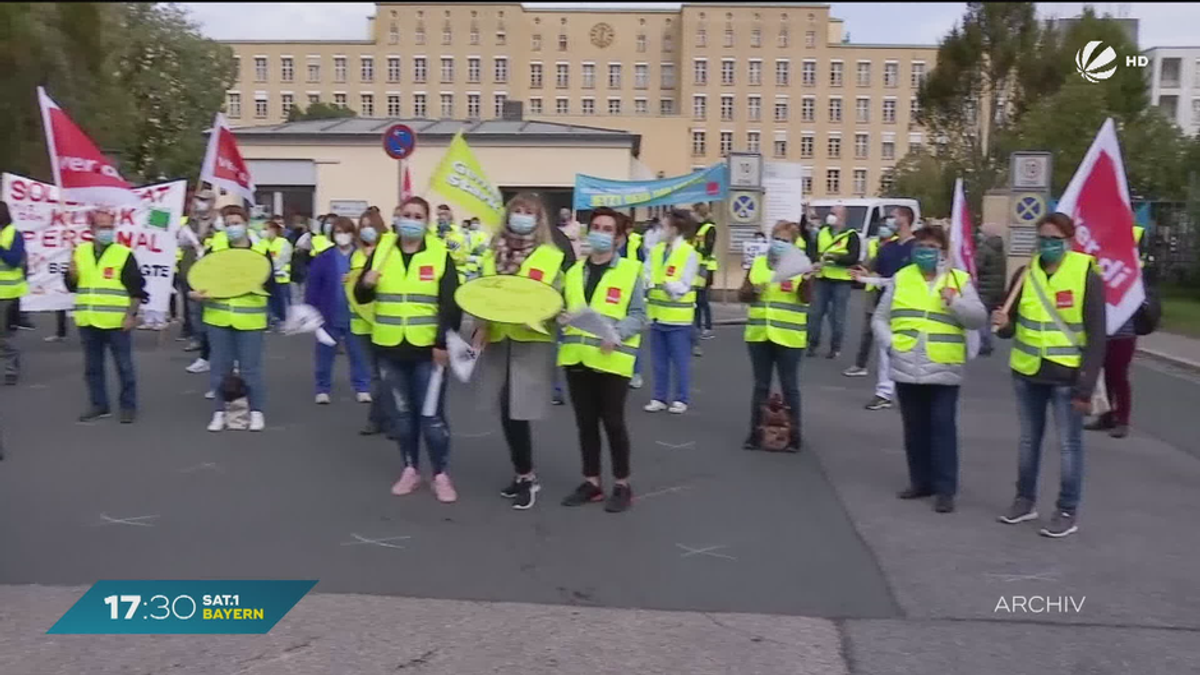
top-left (311, 234), bottom-right (333, 255)
top-left (557, 257), bottom-right (643, 377)
top-left (208, 231), bottom-right (230, 251)
top-left (793, 235), bottom-right (808, 252)
top-left (692, 221), bottom-right (718, 287)
top-left (480, 244), bottom-right (565, 343)
top-left (73, 242), bottom-right (133, 329)
top-left (0, 224), bottom-right (28, 299)
top-left (202, 240), bottom-right (271, 331)
top-left (890, 265), bottom-right (971, 365)
top-left (370, 237), bottom-right (447, 348)
top-left (267, 237), bottom-right (291, 283)
top-left (817, 226), bottom-right (855, 280)
top-left (1010, 251), bottom-right (1092, 375)
top-left (348, 248), bottom-right (373, 336)
top-left (462, 230), bottom-right (488, 282)
top-left (648, 241), bottom-right (697, 325)
top-left (744, 255), bottom-right (808, 348)
top-left (1133, 225), bottom-right (1146, 268)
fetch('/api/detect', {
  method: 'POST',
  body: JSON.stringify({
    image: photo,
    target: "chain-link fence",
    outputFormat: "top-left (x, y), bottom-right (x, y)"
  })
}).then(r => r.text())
top-left (1138, 177), bottom-right (1200, 289)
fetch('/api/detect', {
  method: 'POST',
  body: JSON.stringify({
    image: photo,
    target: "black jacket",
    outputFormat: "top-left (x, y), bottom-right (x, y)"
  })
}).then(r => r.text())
top-left (974, 235), bottom-right (1007, 309)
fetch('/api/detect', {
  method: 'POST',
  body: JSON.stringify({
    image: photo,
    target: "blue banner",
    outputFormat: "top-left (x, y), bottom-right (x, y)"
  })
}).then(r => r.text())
top-left (47, 580), bottom-right (316, 634)
top-left (573, 163), bottom-right (728, 210)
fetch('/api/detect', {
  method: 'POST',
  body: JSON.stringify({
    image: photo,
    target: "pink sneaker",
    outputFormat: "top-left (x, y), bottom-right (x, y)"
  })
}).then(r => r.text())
top-left (432, 473), bottom-right (458, 503)
top-left (391, 467), bottom-right (421, 496)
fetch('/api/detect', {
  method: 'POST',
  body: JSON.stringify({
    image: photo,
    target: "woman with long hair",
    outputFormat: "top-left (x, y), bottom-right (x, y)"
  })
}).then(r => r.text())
top-left (351, 210), bottom-right (389, 436)
top-left (305, 216), bottom-right (371, 405)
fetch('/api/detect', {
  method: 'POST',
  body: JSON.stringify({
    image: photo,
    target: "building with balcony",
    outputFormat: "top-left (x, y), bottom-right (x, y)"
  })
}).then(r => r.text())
top-left (1144, 47), bottom-right (1200, 135)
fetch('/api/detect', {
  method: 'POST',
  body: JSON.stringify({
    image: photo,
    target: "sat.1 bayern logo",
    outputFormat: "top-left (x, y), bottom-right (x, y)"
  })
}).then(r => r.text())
top-left (1075, 41), bottom-right (1118, 82)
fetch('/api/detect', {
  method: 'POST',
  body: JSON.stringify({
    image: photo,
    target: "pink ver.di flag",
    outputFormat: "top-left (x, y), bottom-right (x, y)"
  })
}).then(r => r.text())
top-left (37, 86), bottom-right (140, 207)
top-left (200, 112), bottom-right (256, 202)
top-left (949, 177), bottom-right (977, 279)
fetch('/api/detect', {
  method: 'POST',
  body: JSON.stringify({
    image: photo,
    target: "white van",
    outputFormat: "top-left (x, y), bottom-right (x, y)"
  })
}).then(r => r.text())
top-left (809, 198), bottom-right (922, 260)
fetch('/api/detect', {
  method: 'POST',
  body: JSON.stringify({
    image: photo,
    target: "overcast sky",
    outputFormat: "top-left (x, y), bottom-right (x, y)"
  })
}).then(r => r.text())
top-left (183, 2), bottom-right (1198, 47)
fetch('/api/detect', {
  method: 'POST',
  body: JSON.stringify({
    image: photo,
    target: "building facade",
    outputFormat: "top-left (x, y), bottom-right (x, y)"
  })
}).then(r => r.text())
top-left (1144, 47), bottom-right (1200, 136)
top-left (222, 2), bottom-right (937, 201)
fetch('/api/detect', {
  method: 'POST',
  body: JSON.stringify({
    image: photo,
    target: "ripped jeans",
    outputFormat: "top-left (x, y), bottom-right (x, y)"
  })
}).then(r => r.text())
top-left (379, 354), bottom-right (450, 474)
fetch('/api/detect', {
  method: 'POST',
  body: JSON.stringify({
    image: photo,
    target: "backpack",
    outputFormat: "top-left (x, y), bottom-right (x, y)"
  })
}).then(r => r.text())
top-left (757, 392), bottom-right (793, 452)
top-left (1133, 287), bottom-right (1162, 336)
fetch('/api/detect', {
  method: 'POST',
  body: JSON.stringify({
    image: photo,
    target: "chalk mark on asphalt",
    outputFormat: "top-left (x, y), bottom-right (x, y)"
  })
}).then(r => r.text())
top-left (985, 571), bottom-right (1061, 583)
top-left (655, 440), bottom-right (696, 449)
top-left (341, 533), bottom-right (411, 550)
top-left (677, 544), bottom-right (737, 561)
top-left (179, 462), bottom-right (221, 473)
top-left (640, 485), bottom-right (693, 500)
top-left (454, 431), bottom-right (494, 439)
top-left (97, 513), bottom-right (159, 527)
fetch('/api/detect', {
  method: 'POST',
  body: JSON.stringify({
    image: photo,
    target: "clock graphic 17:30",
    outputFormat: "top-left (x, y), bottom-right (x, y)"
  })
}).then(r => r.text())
top-left (590, 23), bottom-right (615, 48)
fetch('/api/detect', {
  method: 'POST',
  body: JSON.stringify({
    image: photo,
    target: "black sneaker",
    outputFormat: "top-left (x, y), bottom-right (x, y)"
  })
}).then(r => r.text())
top-left (512, 477), bottom-right (540, 510)
top-left (359, 421), bottom-right (382, 436)
top-left (807, 348), bottom-right (820, 358)
top-left (1039, 511), bottom-right (1078, 538)
top-left (119, 409), bottom-right (136, 425)
top-left (998, 497), bottom-right (1038, 524)
top-left (562, 481), bottom-right (605, 507)
top-left (1084, 416), bottom-right (1115, 432)
top-left (897, 486), bottom-right (933, 500)
top-left (784, 438), bottom-right (802, 453)
top-left (933, 495), bottom-right (956, 513)
top-left (1108, 425), bottom-right (1130, 439)
top-left (551, 392), bottom-right (565, 406)
top-left (825, 350), bottom-right (841, 360)
top-left (78, 408), bottom-right (112, 423)
top-left (605, 484), bottom-right (633, 513)
top-left (742, 433), bottom-right (760, 451)
top-left (865, 396), bottom-right (893, 411)
top-left (500, 478), bottom-right (522, 499)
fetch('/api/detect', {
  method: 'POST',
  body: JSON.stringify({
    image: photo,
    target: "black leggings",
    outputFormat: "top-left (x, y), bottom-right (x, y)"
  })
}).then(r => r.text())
top-left (565, 367), bottom-right (631, 480)
top-left (500, 355), bottom-right (533, 475)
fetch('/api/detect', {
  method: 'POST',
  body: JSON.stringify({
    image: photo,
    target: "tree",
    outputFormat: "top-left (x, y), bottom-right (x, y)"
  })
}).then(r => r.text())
top-left (286, 102), bottom-right (357, 122)
top-left (882, 151), bottom-right (955, 219)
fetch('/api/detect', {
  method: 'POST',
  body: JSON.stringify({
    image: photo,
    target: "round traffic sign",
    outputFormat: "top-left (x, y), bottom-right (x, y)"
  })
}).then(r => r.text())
top-left (382, 124), bottom-right (417, 160)
top-left (730, 193), bottom-right (759, 224)
top-left (1013, 193), bottom-right (1045, 223)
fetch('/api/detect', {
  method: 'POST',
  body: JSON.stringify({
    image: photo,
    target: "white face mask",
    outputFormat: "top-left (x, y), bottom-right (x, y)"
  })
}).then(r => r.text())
top-left (334, 232), bottom-right (353, 247)
top-left (825, 213), bottom-right (839, 226)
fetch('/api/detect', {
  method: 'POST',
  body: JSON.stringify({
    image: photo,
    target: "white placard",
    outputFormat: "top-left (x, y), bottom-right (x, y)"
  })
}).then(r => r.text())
top-left (762, 161), bottom-right (806, 234)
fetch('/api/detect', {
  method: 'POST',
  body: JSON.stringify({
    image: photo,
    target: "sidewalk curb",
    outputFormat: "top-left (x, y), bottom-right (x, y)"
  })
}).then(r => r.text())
top-left (1135, 347), bottom-right (1200, 373)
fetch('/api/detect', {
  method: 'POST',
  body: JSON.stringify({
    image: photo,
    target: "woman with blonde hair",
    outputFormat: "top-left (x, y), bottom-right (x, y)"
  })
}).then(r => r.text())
top-left (351, 209), bottom-right (389, 436)
top-left (473, 193), bottom-right (567, 510)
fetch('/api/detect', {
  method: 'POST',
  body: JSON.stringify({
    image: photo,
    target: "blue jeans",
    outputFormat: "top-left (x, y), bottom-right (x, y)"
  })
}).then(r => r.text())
top-left (355, 334), bottom-right (390, 430)
top-left (1013, 377), bottom-right (1085, 513)
top-left (895, 382), bottom-right (960, 497)
top-left (268, 282), bottom-right (291, 325)
top-left (747, 341), bottom-right (803, 437)
top-left (380, 355), bottom-right (450, 474)
top-left (651, 323), bottom-right (692, 404)
top-left (634, 343), bottom-right (643, 376)
top-left (80, 327), bottom-right (136, 412)
top-left (315, 325), bottom-right (370, 395)
top-left (208, 326), bottom-right (266, 412)
top-left (808, 280), bottom-right (852, 353)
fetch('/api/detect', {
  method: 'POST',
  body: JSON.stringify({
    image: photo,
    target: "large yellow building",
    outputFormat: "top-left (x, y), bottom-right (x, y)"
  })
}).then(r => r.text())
top-left (222, 2), bottom-right (937, 200)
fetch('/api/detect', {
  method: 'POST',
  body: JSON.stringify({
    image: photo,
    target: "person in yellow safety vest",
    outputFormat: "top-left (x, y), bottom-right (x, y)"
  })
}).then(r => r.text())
top-left (616, 218), bottom-right (647, 390)
top-left (0, 202), bottom-right (29, 385)
top-left (63, 210), bottom-right (148, 423)
top-left (264, 221), bottom-right (293, 327)
top-left (993, 212), bottom-right (1106, 539)
top-left (191, 205), bottom-right (276, 433)
top-left (871, 225), bottom-right (987, 514)
top-left (690, 202), bottom-right (718, 349)
top-left (434, 204), bottom-right (469, 282)
top-left (349, 210), bottom-right (390, 436)
top-left (304, 216), bottom-right (372, 408)
top-left (809, 205), bottom-right (863, 359)
top-left (844, 211), bottom-right (906, 382)
top-left (557, 207), bottom-right (648, 513)
top-left (1133, 224), bottom-right (1147, 269)
top-left (740, 220), bottom-right (814, 453)
top-left (356, 196), bottom-right (462, 502)
top-left (458, 219), bottom-right (484, 282)
top-left (644, 208), bottom-right (699, 415)
top-left (472, 193), bottom-right (566, 511)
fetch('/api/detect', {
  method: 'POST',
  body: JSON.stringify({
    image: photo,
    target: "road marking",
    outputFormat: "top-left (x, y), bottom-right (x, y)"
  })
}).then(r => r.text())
top-left (676, 543), bottom-right (737, 561)
top-left (179, 462), bottom-right (221, 473)
top-left (639, 485), bottom-right (693, 501)
top-left (454, 431), bottom-right (493, 439)
top-left (655, 440), bottom-right (696, 449)
top-left (985, 571), bottom-right (1060, 583)
top-left (98, 513), bottom-right (159, 527)
top-left (341, 533), bottom-right (411, 550)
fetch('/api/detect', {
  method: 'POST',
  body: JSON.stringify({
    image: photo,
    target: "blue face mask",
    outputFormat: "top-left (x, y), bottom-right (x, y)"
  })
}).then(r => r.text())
top-left (878, 226), bottom-right (895, 240)
top-left (911, 247), bottom-right (940, 272)
top-left (769, 239), bottom-right (791, 258)
top-left (93, 228), bottom-right (115, 246)
top-left (508, 213), bottom-right (537, 234)
top-left (397, 218), bottom-right (426, 240)
top-left (359, 227), bottom-right (378, 244)
top-left (225, 224), bottom-right (247, 242)
top-left (587, 230), bottom-right (614, 254)
top-left (1038, 237), bottom-right (1068, 264)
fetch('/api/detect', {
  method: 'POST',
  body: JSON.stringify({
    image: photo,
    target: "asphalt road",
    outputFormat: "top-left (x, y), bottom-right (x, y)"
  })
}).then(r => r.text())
top-left (2, 294), bottom-right (1199, 675)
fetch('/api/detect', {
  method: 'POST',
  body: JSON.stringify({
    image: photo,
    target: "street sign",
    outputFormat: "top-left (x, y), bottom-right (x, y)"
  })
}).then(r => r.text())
top-left (1010, 152), bottom-right (1052, 191)
top-left (728, 152), bottom-right (763, 189)
top-left (382, 124), bottom-right (417, 160)
top-left (1012, 193), bottom-right (1046, 223)
top-left (729, 191), bottom-right (760, 224)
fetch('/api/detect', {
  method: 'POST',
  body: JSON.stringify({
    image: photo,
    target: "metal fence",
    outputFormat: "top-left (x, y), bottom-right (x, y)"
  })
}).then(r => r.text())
top-left (1137, 185), bottom-right (1200, 287)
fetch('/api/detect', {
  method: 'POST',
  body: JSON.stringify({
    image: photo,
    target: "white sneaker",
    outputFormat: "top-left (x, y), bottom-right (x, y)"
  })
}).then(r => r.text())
top-left (643, 400), bottom-right (668, 413)
top-left (207, 412), bottom-right (225, 432)
top-left (315, 393), bottom-right (331, 405)
top-left (356, 392), bottom-right (372, 403)
top-left (629, 374), bottom-right (643, 390)
top-left (668, 401), bottom-right (688, 414)
top-left (186, 358), bottom-right (210, 374)
top-left (204, 390), bottom-right (215, 400)
top-left (43, 335), bottom-right (66, 343)
top-left (249, 411), bottom-right (265, 432)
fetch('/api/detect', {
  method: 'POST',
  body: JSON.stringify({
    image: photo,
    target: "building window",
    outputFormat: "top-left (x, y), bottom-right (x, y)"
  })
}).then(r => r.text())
top-left (881, 169), bottom-right (895, 193)
top-left (442, 24), bottom-right (452, 45)
top-left (439, 93), bottom-right (453, 117)
top-left (830, 61), bottom-right (843, 87)
top-left (582, 63), bottom-right (595, 89)
top-left (775, 98), bottom-right (790, 122)
top-left (389, 22), bottom-right (399, 45)
top-left (826, 169), bottom-right (841, 194)
top-left (467, 93), bottom-right (480, 118)
top-left (778, 27), bottom-right (789, 48)
top-left (776, 60), bottom-right (790, 86)
top-left (494, 57), bottom-right (508, 83)
top-left (440, 57), bottom-right (454, 83)
top-left (800, 96), bottom-right (814, 122)
top-left (883, 99), bottom-right (897, 123)
top-left (635, 98), bottom-right (648, 115)
top-left (1193, 97), bottom-right (1200, 123)
top-left (855, 133), bottom-right (869, 159)
top-left (307, 92), bottom-right (319, 105)
top-left (530, 63), bottom-right (543, 88)
top-left (557, 63), bottom-right (570, 88)
top-left (226, 92), bottom-right (241, 118)
top-left (748, 60), bottom-right (762, 85)
top-left (720, 131), bottom-right (733, 156)
top-left (415, 25), bottom-right (425, 45)
top-left (254, 57), bottom-right (267, 82)
top-left (857, 61), bottom-right (871, 87)
top-left (413, 93), bottom-right (427, 118)
top-left (281, 57), bottom-right (294, 82)
top-left (692, 130), bottom-right (706, 156)
top-left (470, 26), bottom-right (480, 45)
top-left (361, 93), bottom-right (373, 116)
top-left (829, 97), bottom-right (843, 122)
top-left (774, 137), bottom-right (788, 158)
top-left (724, 27), bottom-right (734, 48)
top-left (802, 175), bottom-right (813, 194)
top-left (496, 27), bottom-right (507, 46)
top-left (721, 59), bottom-right (734, 86)
top-left (664, 33), bottom-right (674, 52)
top-left (637, 33), bottom-right (647, 53)
top-left (414, 57), bottom-right (427, 83)
top-left (582, 98), bottom-right (595, 115)
top-left (333, 92), bottom-right (346, 109)
top-left (468, 57), bottom-right (480, 83)
top-left (693, 94), bottom-right (707, 120)
top-left (532, 34), bottom-right (542, 51)
top-left (802, 60), bottom-right (816, 87)
top-left (387, 94), bottom-right (401, 117)
top-left (856, 97), bottom-right (870, 123)
top-left (828, 135), bottom-right (841, 158)
top-left (910, 96), bottom-right (920, 120)
top-left (361, 56), bottom-right (374, 82)
top-left (662, 63), bottom-right (675, 88)
top-left (911, 62), bottom-right (926, 89)
top-left (307, 59), bottom-right (320, 83)
top-left (748, 95), bottom-right (761, 121)
top-left (608, 63), bottom-right (622, 89)
top-left (747, 131), bottom-right (760, 153)
top-left (660, 98), bottom-right (675, 115)
top-left (558, 33), bottom-right (568, 51)
top-left (254, 94), bottom-right (268, 118)
top-left (608, 97), bottom-right (621, 115)
top-left (556, 97), bottom-right (569, 115)
top-left (884, 62), bottom-right (898, 88)
top-left (693, 59), bottom-right (707, 86)
top-left (494, 93), bottom-right (507, 117)
top-left (909, 134), bottom-right (924, 155)
top-left (696, 27), bottom-right (707, 48)
top-left (635, 64), bottom-right (649, 89)
top-left (882, 139), bottom-right (895, 159)
top-left (334, 56), bottom-right (346, 83)
top-left (805, 30), bottom-right (816, 48)
top-left (387, 57), bottom-right (401, 83)
top-left (529, 97), bottom-right (543, 115)
top-left (800, 135), bottom-right (814, 158)
top-left (854, 169), bottom-right (867, 195)
top-left (750, 28), bottom-right (762, 48)
top-left (720, 94), bottom-right (734, 121)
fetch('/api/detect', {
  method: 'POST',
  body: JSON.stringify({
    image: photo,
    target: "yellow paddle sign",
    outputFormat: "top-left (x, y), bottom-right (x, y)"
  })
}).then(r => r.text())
top-left (455, 275), bottom-right (562, 334)
top-left (187, 249), bottom-right (271, 298)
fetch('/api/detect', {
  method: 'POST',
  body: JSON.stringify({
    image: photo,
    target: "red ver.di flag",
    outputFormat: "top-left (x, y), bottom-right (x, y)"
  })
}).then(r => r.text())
top-left (1054, 118), bottom-right (1144, 335)
top-left (200, 112), bottom-right (256, 202)
top-left (37, 87), bottom-right (140, 207)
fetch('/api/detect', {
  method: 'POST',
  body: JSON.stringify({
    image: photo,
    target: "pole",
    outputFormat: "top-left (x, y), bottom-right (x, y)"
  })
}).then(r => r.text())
top-left (397, 157), bottom-right (405, 208)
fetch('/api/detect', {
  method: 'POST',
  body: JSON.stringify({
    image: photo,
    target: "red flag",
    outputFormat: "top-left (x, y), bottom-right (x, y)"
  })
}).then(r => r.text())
top-left (200, 112), bottom-right (256, 202)
top-left (1055, 118), bottom-right (1143, 335)
top-left (401, 165), bottom-right (413, 201)
top-left (37, 86), bottom-right (139, 207)
top-left (949, 177), bottom-right (977, 279)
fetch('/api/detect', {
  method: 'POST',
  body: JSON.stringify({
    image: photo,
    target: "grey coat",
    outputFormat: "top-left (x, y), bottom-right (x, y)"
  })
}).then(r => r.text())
top-left (871, 269), bottom-right (988, 387)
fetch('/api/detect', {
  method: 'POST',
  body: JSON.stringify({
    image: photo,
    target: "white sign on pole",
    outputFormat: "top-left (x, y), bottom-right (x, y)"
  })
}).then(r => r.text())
top-left (329, 199), bottom-right (369, 219)
top-left (762, 161), bottom-right (806, 234)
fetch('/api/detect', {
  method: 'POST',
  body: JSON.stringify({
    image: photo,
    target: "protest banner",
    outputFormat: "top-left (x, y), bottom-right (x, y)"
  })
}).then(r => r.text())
top-left (427, 131), bottom-right (504, 231)
top-left (573, 163), bottom-right (728, 211)
top-left (38, 87), bottom-right (140, 208)
top-left (1054, 118), bottom-right (1143, 335)
top-left (200, 112), bottom-right (256, 203)
top-left (948, 177), bottom-right (980, 358)
top-left (1, 173), bottom-right (183, 314)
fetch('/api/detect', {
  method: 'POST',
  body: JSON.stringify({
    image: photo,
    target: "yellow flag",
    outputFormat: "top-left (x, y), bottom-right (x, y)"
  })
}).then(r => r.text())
top-left (427, 131), bottom-right (505, 231)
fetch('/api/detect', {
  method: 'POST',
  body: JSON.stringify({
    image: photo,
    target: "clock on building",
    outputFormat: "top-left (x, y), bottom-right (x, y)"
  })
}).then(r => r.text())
top-left (590, 22), bottom-right (615, 48)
